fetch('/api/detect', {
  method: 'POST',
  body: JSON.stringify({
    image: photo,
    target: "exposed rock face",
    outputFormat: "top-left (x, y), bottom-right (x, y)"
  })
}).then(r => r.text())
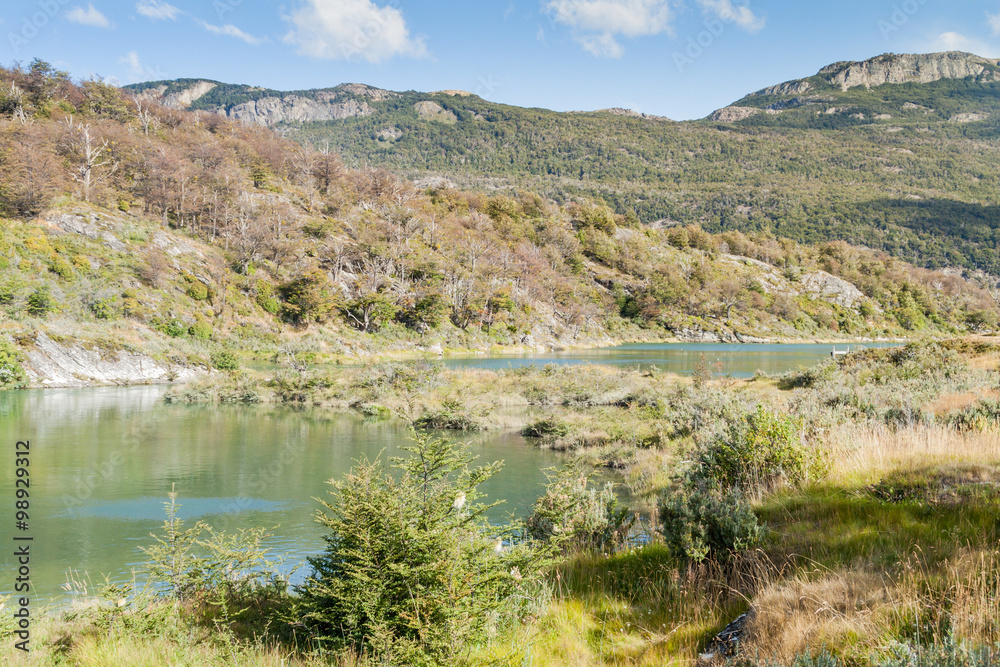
top-left (754, 80), bottom-right (813, 96)
top-left (821, 52), bottom-right (1000, 91)
top-left (224, 96), bottom-right (374, 126)
top-left (596, 107), bottom-right (672, 121)
top-left (24, 333), bottom-right (206, 388)
top-left (949, 112), bottom-right (989, 123)
top-left (800, 271), bottom-right (866, 308)
top-left (339, 83), bottom-right (396, 101)
top-left (435, 89), bottom-right (474, 97)
top-left (134, 80), bottom-right (219, 108)
top-left (414, 100), bottom-right (457, 122)
top-left (151, 231), bottom-right (204, 258)
top-left (709, 106), bottom-right (760, 122)
top-left (46, 212), bottom-right (127, 253)
top-left (377, 127), bottom-right (403, 141)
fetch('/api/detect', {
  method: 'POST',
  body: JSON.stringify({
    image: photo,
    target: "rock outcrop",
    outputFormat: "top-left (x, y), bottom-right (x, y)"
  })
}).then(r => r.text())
top-left (24, 333), bottom-right (206, 388)
top-left (414, 101), bottom-right (457, 122)
top-left (800, 271), bottom-right (867, 308)
top-left (709, 106), bottom-right (760, 122)
top-left (821, 52), bottom-right (1000, 91)
top-left (224, 95), bottom-right (374, 126)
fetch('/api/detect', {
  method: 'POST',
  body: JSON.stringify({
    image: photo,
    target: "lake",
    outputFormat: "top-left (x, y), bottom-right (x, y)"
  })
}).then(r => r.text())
top-left (0, 342), bottom-right (896, 604)
top-left (441, 341), bottom-right (901, 376)
top-left (0, 386), bottom-right (565, 604)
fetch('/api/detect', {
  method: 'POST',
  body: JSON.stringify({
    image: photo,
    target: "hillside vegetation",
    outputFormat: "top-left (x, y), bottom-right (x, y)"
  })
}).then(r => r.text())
top-left (0, 61), bottom-right (997, 384)
top-left (130, 51), bottom-right (1000, 276)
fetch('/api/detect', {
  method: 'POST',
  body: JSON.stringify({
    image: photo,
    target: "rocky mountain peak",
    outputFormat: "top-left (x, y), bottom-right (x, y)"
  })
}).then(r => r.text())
top-left (821, 51), bottom-right (1000, 91)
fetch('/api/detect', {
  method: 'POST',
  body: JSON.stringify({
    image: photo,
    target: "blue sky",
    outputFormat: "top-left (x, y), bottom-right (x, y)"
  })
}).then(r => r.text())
top-left (3, 0), bottom-right (1000, 119)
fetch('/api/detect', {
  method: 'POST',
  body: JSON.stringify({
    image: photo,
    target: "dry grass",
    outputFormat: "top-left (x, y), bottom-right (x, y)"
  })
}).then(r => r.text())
top-left (825, 423), bottom-right (1000, 487)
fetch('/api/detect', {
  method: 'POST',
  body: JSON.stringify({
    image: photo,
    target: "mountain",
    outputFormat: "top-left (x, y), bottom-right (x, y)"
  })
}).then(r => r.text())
top-left (126, 52), bottom-right (1000, 277)
top-left (0, 60), bottom-right (996, 388)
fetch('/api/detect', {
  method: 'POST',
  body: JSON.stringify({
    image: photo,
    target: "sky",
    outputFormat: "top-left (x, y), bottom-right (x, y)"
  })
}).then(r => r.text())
top-left (3, 0), bottom-right (1000, 120)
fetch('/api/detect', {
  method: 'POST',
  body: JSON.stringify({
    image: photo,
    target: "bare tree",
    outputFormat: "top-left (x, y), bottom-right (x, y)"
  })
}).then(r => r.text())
top-left (65, 120), bottom-right (117, 202)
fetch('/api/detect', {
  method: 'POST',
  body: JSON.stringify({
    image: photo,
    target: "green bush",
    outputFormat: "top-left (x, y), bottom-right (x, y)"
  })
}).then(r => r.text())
top-left (280, 270), bottom-right (338, 324)
top-left (210, 351), bottom-right (239, 371)
top-left (254, 280), bottom-right (281, 315)
top-left (296, 429), bottom-right (549, 664)
top-left (526, 466), bottom-right (633, 553)
top-left (521, 416), bottom-right (570, 438)
top-left (157, 319), bottom-right (187, 338)
top-left (140, 489), bottom-right (288, 606)
top-left (403, 292), bottom-right (448, 331)
top-left (26, 287), bottom-right (55, 317)
top-left (0, 340), bottom-right (27, 389)
top-left (414, 399), bottom-right (486, 431)
top-left (50, 255), bottom-right (75, 281)
top-left (658, 483), bottom-right (764, 563)
top-left (188, 317), bottom-right (213, 340)
top-left (183, 275), bottom-right (210, 301)
top-left (89, 296), bottom-right (120, 320)
top-left (693, 405), bottom-right (816, 495)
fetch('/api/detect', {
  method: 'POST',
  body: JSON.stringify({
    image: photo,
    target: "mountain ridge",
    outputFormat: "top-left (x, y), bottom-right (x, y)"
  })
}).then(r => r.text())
top-left (122, 51), bottom-right (1000, 277)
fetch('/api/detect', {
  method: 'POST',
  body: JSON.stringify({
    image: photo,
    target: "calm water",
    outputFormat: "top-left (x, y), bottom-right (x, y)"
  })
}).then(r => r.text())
top-left (0, 387), bottom-right (565, 604)
top-left (0, 342), bottom-right (898, 604)
top-left (441, 342), bottom-right (902, 376)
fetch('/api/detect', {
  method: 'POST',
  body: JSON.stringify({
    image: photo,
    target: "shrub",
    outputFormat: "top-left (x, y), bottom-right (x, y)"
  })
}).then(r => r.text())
top-left (402, 292), bottom-right (448, 331)
top-left (157, 319), bottom-right (187, 338)
top-left (296, 429), bottom-right (549, 664)
top-left (658, 482), bottom-right (764, 562)
top-left (183, 274), bottom-right (210, 301)
top-left (26, 286), bottom-right (55, 317)
top-left (521, 416), bottom-right (570, 438)
top-left (188, 317), bottom-right (213, 340)
top-left (280, 270), bottom-right (338, 324)
top-left (254, 280), bottom-right (281, 315)
top-left (526, 466), bottom-right (633, 553)
top-left (50, 255), bottom-right (75, 280)
top-left (140, 488), bottom-right (289, 605)
top-left (693, 405), bottom-right (816, 496)
top-left (210, 351), bottom-right (239, 371)
top-left (89, 295), bottom-right (120, 320)
top-left (0, 340), bottom-right (26, 389)
top-left (414, 399), bottom-right (486, 431)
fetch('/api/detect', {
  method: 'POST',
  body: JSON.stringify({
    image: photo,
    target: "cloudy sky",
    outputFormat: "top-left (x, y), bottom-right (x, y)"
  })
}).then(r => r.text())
top-left (3, 0), bottom-right (1000, 119)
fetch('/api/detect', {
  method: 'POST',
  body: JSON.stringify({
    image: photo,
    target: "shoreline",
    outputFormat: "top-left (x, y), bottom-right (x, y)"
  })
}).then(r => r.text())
top-left (20, 335), bottom-right (919, 390)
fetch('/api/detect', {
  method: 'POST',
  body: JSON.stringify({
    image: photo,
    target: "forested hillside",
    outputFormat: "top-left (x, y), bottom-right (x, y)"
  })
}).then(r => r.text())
top-left (130, 51), bottom-right (1000, 276)
top-left (0, 60), bottom-right (995, 385)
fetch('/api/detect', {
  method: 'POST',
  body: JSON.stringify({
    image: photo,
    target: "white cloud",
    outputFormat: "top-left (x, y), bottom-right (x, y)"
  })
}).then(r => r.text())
top-left (697, 0), bottom-right (764, 33)
top-left (928, 31), bottom-right (998, 57)
top-left (196, 19), bottom-right (265, 45)
top-left (283, 0), bottom-right (427, 63)
top-left (66, 4), bottom-right (112, 28)
top-left (543, 0), bottom-right (672, 58)
top-left (577, 32), bottom-right (624, 57)
top-left (119, 50), bottom-right (164, 82)
top-left (136, 0), bottom-right (181, 21)
top-left (120, 50), bottom-right (143, 77)
top-left (987, 11), bottom-right (1000, 37)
